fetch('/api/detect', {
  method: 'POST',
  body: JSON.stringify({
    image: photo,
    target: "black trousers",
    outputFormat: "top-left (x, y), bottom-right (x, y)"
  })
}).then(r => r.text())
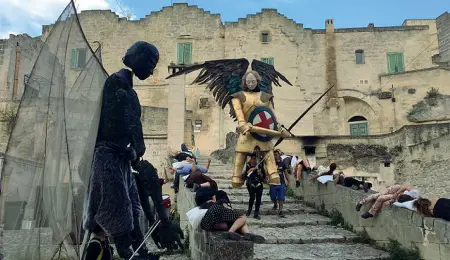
top-left (247, 184), bottom-right (263, 214)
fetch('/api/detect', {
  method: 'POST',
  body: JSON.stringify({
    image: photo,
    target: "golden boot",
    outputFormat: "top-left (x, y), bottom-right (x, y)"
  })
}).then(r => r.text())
top-left (232, 152), bottom-right (247, 188)
top-left (265, 150), bottom-right (280, 185)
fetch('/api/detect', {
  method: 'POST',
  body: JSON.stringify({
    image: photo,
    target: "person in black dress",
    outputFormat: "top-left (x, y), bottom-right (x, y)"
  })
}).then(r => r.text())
top-left (243, 153), bottom-right (265, 219)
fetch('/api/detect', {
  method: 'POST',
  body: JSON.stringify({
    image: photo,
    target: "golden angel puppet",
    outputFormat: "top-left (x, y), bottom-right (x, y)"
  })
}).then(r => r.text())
top-left (167, 59), bottom-right (293, 188)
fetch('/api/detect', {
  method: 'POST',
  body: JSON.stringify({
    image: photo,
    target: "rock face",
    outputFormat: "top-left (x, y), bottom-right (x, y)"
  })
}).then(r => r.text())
top-left (407, 91), bottom-right (450, 123)
top-left (210, 132), bottom-right (238, 164)
top-left (196, 156), bottom-right (390, 260)
top-left (327, 144), bottom-right (392, 173)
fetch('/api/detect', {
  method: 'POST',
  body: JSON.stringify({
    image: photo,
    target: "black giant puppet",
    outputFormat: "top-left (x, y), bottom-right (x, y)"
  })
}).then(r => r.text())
top-left (82, 41), bottom-right (181, 260)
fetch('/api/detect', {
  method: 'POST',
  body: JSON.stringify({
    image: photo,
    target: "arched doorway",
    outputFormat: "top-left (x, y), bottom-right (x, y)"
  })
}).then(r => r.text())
top-left (348, 116), bottom-right (369, 136)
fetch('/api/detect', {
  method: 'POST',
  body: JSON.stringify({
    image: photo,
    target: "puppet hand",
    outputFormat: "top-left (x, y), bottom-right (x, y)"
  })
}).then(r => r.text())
top-left (238, 122), bottom-right (252, 134)
top-left (280, 128), bottom-right (292, 138)
top-left (157, 221), bottom-right (184, 250)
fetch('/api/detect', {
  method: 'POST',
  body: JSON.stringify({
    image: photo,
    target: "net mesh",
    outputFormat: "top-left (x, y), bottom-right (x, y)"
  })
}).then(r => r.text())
top-left (0, 1), bottom-right (108, 259)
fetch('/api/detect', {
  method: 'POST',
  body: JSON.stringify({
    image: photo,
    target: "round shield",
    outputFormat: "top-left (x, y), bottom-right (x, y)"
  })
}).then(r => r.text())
top-left (248, 106), bottom-right (278, 142)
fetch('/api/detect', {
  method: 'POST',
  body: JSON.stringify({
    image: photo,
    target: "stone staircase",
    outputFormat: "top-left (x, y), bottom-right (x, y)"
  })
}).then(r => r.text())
top-left (196, 157), bottom-right (390, 260)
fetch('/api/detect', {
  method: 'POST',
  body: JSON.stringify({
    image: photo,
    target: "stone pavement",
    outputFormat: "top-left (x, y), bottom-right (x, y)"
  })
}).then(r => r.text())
top-left (195, 156), bottom-right (390, 260)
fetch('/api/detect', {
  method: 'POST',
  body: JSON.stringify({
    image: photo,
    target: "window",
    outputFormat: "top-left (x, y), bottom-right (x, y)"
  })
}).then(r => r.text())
top-left (387, 52), bottom-right (404, 73)
top-left (355, 50), bottom-right (365, 64)
top-left (177, 43), bottom-right (192, 65)
top-left (261, 32), bottom-right (270, 43)
top-left (261, 57), bottom-right (274, 66)
top-left (348, 116), bottom-right (369, 136)
top-left (71, 48), bottom-right (87, 69)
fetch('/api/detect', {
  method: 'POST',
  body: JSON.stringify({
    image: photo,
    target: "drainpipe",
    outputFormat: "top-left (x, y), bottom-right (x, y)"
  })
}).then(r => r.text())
top-left (13, 42), bottom-right (21, 100)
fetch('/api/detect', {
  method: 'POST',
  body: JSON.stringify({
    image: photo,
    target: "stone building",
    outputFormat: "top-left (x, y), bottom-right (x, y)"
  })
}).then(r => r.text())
top-left (0, 4), bottom-right (450, 189)
top-left (38, 4), bottom-right (450, 155)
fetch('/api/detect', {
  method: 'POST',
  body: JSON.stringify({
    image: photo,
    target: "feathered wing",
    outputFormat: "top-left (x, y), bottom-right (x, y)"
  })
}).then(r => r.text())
top-left (251, 59), bottom-right (293, 96)
top-left (166, 59), bottom-right (249, 119)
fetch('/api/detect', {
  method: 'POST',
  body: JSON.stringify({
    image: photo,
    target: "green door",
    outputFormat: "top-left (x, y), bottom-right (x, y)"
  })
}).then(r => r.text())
top-left (350, 122), bottom-right (368, 136)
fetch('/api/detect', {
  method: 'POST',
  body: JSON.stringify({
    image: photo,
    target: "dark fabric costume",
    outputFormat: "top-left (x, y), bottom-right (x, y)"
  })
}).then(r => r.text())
top-left (243, 161), bottom-right (265, 218)
top-left (83, 41), bottom-right (161, 259)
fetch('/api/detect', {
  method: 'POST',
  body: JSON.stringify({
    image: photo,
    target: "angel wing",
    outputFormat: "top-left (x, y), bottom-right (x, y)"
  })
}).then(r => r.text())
top-left (166, 59), bottom-right (249, 119)
top-left (251, 59), bottom-right (293, 96)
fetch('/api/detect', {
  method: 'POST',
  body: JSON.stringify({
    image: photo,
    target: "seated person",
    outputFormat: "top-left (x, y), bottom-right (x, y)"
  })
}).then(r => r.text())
top-left (413, 197), bottom-right (450, 221)
top-left (170, 158), bottom-right (211, 191)
top-left (334, 172), bottom-right (372, 193)
top-left (200, 190), bottom-right (265, 243)
top-left (356, 184), bottom-right (415, 219)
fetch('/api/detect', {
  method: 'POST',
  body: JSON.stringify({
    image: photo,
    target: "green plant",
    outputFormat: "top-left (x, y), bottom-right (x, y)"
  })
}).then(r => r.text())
top-left (353, 229), bottom-right (376, 245)
top-left (386, 239), bottom-right (421, 260)
top-left (286, 187), bottom-right (294, 197)
top-left (183, 226), bottom-right (191, 259)
top-left (426, 87), bottom-right (439, 98)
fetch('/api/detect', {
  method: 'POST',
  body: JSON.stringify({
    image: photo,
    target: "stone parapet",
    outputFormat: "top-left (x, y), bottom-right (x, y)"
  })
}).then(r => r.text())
top-left (177, 180), bottom-right (253, 260)
top-left (290, 181), bottom-right (450, 260)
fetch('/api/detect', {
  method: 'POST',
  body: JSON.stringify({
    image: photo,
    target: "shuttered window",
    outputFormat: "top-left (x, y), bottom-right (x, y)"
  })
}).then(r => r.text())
top-left (387, 52), bottom-right (404, 73)
top-left (261, 57), bottom-right (274, 66)
top-left (71, 48), bottom-right (87, 69)
top-left (177, 43), bottom-right (192, 65)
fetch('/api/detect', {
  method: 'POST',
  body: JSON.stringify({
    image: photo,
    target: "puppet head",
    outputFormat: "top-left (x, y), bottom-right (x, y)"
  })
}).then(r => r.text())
top-left (123, 41), bottom-right (159, 80)
top-left (242, 70), bottom-right (261, 91)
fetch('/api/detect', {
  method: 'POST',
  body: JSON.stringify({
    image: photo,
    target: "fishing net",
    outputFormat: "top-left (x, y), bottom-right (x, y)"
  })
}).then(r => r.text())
top-left (0, 1), bottom-right (108, 259)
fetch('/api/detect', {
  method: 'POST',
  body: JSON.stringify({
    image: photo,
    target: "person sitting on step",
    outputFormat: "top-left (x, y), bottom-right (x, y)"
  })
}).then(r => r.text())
top-left (293, 157), bottom-right (312, 187)
top-left (185, 165), bottom-right (218, 192)
top-left (200, 190), bottom-right (265, 243)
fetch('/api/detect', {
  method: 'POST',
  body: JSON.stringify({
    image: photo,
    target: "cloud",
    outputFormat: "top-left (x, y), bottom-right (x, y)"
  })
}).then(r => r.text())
top-left (0, 0), bottom-right (136, 38)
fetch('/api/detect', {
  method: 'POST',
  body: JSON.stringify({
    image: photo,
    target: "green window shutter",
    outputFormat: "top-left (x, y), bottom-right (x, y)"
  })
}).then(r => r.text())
top-left (78, 48), bottom-right (87, 68)
top-left (177, 43), bottom-right (184, 65)
top-left (396, 53), bottom-right (404, 72)
top-left (71, 49), bottom-right (78, 69)
top-left (184, 43), bottom-right (192, 65)
top-left (261, 57), bottom-right (274, 65)
top-left (358, 123), bottom-right (369, 136)
top-left (387, 53), bottom-right (396, 73)
top-left (350, 124), bottom-right (359, 136)
top-left (387, 52), bottom-right (405, 73)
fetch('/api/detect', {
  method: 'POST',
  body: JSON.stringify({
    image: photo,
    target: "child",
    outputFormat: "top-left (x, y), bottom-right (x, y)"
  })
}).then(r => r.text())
top-left (270, 150), bottom-right (290, 218)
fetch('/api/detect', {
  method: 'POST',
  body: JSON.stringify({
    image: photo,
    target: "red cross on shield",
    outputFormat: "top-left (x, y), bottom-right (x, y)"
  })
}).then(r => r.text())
top-left (248, 106), bottom-right (278, 142)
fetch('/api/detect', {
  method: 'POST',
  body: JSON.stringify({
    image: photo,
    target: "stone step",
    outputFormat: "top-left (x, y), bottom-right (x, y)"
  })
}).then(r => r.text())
top-left (229, 195), bottom-right (300, 205)
top-left (253, 243), bottom-right (390, 260)
top-left (246, 213), bottom-right (330, 228)
top-left (251, 225), bottom-right (358, 244)
top-left (232, 202), bottom-right (317, 215)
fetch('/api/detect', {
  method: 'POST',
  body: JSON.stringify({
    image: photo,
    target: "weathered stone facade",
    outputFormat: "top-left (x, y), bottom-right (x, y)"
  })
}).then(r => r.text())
top-left (37, 4), bottom-right (450, 154)
top-left (436, 12), bottom-right (450, 64)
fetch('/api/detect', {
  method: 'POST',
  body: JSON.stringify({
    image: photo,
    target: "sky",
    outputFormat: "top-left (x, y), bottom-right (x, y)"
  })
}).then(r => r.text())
top-left (0, 0), bottom-right (448, 38)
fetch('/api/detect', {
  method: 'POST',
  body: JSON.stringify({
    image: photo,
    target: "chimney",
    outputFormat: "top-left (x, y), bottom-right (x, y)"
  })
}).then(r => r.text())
top-left (325, 19), bottom-right (334, 33)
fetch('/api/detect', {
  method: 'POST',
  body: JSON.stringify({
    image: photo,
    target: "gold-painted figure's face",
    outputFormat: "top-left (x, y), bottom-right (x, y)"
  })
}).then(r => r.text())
top-left (245, 73), bottom-right (258, 90)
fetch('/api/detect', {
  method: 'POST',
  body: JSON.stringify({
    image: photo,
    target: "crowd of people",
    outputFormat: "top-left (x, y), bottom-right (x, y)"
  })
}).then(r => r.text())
top-left (172, 144), bottom-right (449, 245)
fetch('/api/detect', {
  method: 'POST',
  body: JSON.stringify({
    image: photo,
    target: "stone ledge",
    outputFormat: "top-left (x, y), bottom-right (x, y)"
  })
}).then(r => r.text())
top-left (177, 180), bottom-right (254, 260)
top-left (290, 179), bottom-right (450, 260)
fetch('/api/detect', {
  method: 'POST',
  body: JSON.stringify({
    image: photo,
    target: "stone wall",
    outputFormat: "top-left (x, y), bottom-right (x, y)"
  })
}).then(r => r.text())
top-left (437, 12), bottom-right (450, 63)
top-left (1, 228), bottom-right (58, 260)
top-left (177, 181), bottom-right (253, 260)
top-left (290, 181), bottom-right (450, 260)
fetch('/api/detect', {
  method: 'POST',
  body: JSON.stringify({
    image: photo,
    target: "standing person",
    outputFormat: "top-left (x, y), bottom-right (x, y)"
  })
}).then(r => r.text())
top-left (243, 153), bottom-right (266, 220)
top-left (270, 150), bottom-right (290, 218)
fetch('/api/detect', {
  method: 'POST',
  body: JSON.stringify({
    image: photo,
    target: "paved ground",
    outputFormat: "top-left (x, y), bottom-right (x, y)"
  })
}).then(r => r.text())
top-left (194, 157), bottom-right (390, 260)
